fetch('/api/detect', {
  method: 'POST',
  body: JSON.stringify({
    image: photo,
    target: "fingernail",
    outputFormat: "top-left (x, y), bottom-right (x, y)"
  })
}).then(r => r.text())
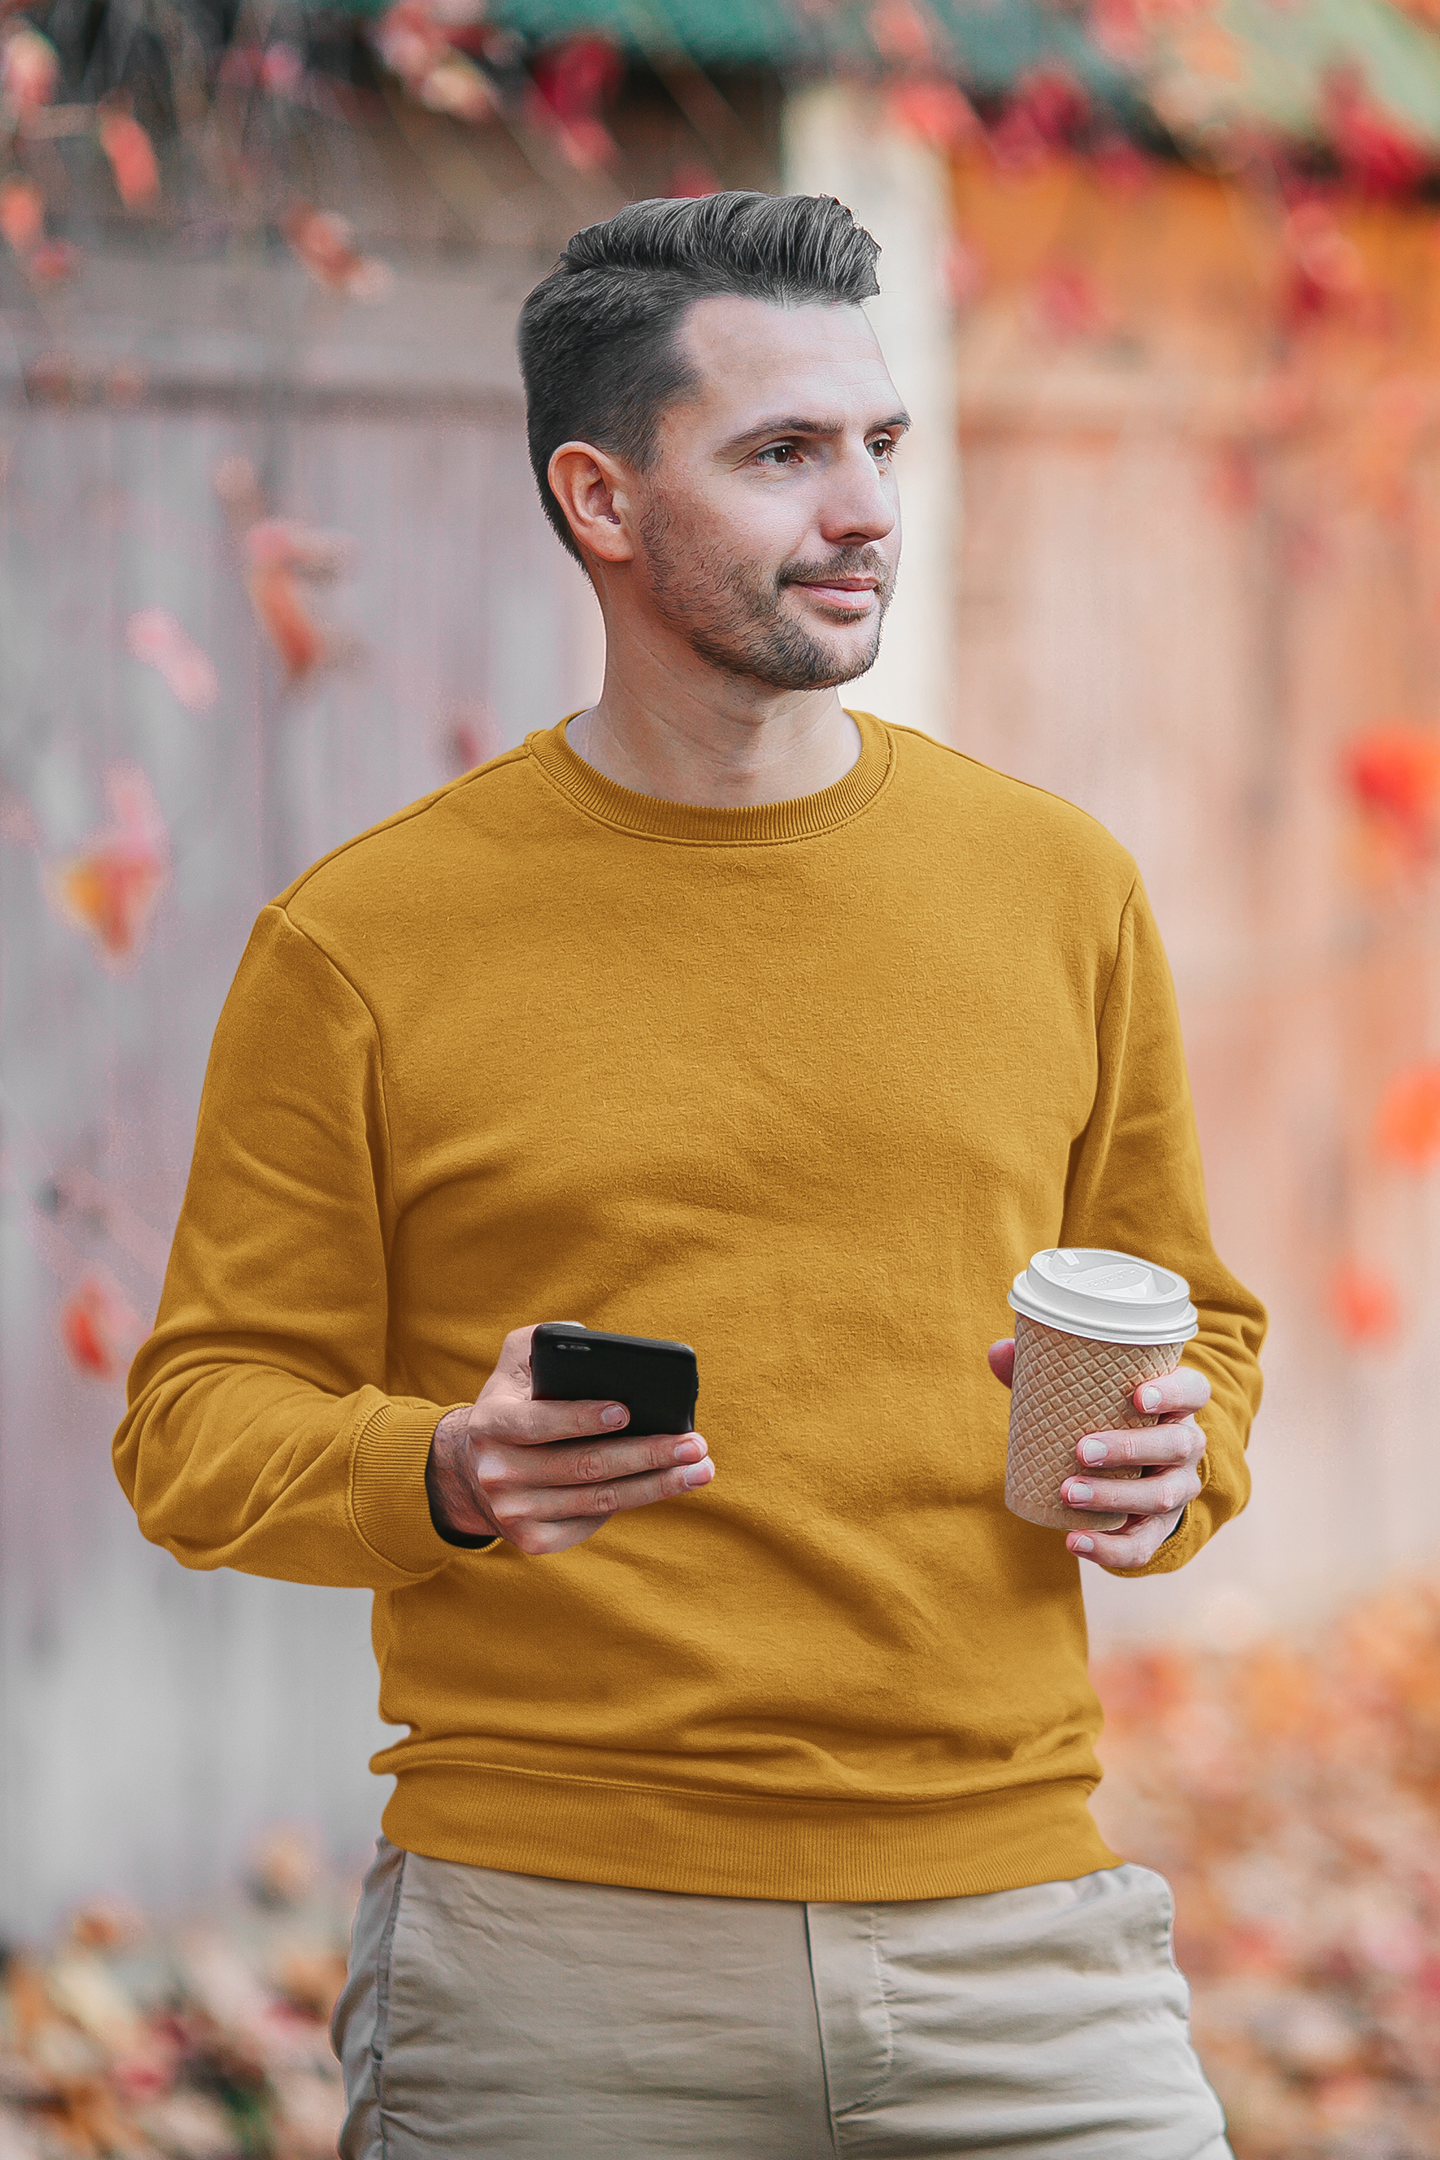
top-left (1079, 1437), bottom-right (1107, 1466)
top-left (1067, 1482), bottom-right (1093, 1504)
top-left (1140, 1385), bottom-right (1162, 1412)
top-left (1071, 1535), bottom-right (1094, 1554)
top-left (682, 1461), bottom-right (713, 1488)
top-left (672, 1438), bottom-right (703, 1462)
top-left (600, 1404), bottom-right (627, 1427)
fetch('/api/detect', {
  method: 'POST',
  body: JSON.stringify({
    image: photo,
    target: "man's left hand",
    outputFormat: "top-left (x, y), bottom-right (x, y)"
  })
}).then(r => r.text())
top-left (986, 1341), bottom-right (1210, 1569)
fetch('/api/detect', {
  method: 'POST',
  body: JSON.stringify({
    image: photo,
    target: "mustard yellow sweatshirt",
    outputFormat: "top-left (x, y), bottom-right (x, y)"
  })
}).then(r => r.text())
top-left (115, 712), bottom-right (1264, 1902)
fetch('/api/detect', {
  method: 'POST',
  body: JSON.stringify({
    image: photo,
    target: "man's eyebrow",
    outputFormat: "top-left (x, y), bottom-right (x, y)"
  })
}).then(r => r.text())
top-left (718, 410), bottom-right (912, 454)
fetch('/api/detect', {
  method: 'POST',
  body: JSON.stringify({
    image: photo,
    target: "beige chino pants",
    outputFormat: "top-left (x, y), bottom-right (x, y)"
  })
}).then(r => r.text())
top-left (333, 1837), bottom-right (1231, 2159)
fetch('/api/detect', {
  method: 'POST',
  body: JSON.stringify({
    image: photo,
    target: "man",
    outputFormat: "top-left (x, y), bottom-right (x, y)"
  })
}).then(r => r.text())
top-left (117, 191), bottom-right (1264, 2156)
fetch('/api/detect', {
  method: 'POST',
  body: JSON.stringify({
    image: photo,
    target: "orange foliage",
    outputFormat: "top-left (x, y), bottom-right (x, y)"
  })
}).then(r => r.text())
top-left (98, 112), bottom-right (160, 210)
top-left (1328, 1260), bottom-right (1402, 1345)
top-left (0, 24), bottom-right (59, 111)
top-left (247, 563), bottom-right (327, 682)
top-left (1374, 1063), bottom-right (1440, 1169)
top-left (867, 0), bottom-right (934, 65)
top-left (372, 0), bottom-right (496, 122)
top-left (45, 768), bottom-right (169, 966)
top-left (0, 175), bottom-right (43, 253)
top-left (280, 203), bottom-right (391, 301)
top-left (886, 77), bottom-right (979, 153)
top-left (528, 37), bottom-right (621, 170)
top-left (1324, 63), bottom-right (1431, 199)
top-left (1340, 725), bottom-right (1440, 864)
top-left (25, 237), bottom-right (80, 284)
top-left (59, 1274), bottom-right (143, 1382)
top-left (124, 608), bottom-right (219, 713)
top-left (243, 519), bottom-right (354, 686)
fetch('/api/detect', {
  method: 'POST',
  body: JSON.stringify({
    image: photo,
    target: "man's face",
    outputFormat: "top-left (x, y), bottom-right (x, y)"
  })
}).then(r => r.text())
top-left (632, 295), bottom-right (907, 691)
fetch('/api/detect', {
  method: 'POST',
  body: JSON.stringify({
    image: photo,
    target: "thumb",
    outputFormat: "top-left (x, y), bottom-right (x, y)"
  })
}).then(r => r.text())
top-left (987, 1338), bottom-right (1016, 1390)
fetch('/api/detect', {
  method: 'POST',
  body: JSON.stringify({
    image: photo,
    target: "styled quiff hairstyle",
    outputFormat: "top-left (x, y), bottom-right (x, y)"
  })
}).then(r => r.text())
top-left (518, 190), bottom-right (881, 564)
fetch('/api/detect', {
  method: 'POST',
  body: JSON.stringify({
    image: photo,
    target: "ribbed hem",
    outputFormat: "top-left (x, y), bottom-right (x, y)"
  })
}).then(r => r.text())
top-left (350, 1398), bottom-right (457, 1577)
top-left (379, 1764), bottom-right (1118, 1902)
top-left (525, 710), bottom-right (894, 846)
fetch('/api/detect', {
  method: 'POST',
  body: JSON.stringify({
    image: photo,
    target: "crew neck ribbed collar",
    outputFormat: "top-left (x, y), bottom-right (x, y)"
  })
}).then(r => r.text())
top-left (525, 709), bottom-right (893, 846)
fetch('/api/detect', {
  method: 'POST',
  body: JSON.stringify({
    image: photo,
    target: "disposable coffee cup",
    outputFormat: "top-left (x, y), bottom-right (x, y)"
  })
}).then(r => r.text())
top-left (1005, 1247), bottom-right (1199, 1533)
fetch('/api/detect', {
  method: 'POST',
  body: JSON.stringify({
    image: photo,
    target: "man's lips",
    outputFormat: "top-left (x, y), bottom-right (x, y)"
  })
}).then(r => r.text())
top-left (789, 577), bottom-right (879, 614)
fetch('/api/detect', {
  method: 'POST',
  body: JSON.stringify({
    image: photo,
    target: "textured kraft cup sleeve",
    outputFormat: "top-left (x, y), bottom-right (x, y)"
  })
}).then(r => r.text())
top-left (350, 1400), bottom-right (473, 1575)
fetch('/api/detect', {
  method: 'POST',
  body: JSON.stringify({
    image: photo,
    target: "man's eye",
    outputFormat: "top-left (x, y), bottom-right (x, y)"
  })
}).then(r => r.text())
top-left (757, 443), bottom-right (798, 466)
top-left (869, 436), bottom-right (896, 461)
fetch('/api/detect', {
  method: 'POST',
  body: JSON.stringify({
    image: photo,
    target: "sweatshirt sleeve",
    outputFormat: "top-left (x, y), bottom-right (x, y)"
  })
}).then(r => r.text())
top-left (1059, 875), bottom-right (1266, 1578)
top-left (113, 904), bottom-right (463, 1589)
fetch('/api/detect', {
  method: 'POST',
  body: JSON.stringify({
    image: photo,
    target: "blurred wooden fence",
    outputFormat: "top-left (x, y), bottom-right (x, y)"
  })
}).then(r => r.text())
top-left (0, 254), bottom-right (601, 1935)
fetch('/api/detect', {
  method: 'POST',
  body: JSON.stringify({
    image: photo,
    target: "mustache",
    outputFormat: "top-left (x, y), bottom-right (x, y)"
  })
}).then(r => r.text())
top-left (777, 548), bottom-right (893, 590)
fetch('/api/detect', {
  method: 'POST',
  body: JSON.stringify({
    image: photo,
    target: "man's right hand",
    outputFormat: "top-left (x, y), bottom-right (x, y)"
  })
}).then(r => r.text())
top-left (425, 1322), bottom-right (714, 1557)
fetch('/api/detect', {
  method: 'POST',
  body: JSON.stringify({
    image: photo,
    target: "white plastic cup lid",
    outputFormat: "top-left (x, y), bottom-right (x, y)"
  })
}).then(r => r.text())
top-left (1007, 1246), bottom-right (1199, 1345)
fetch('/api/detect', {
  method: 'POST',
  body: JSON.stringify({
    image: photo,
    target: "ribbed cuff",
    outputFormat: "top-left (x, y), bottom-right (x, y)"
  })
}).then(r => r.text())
top-left (350, 1399), bottom-right (460, 1577)
top-left (1104, 1498), bottom-right (1208, 1577)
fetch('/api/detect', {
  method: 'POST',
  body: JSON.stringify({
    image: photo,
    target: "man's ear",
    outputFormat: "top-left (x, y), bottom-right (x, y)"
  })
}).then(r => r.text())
top-left (548, 442), bottom-right (637, 567)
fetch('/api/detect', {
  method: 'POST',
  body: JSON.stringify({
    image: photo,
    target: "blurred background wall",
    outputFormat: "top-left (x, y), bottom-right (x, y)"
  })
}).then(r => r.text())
top-left (6, 0), bottom-right (1440, 1941)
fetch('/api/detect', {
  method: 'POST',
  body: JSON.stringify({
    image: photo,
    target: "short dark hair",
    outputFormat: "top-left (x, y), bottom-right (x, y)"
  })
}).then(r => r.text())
top-left (517, 191), bottom-right (881, 565)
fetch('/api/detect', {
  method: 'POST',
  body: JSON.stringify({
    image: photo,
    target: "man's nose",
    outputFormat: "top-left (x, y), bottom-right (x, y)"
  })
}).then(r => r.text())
top-left (818, 442), bottom-right (899, 548)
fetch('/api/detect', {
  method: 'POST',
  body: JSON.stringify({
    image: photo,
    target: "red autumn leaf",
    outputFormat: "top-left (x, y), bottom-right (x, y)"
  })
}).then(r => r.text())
top-left (262, 43), bottom-right (304, 96)
top-left (1281, 203), bottom-right (1366, 331)
top-left (528, 35), bottom-right (621, 168)
top-left (45, 767), bottom-right (169, 965)
top-left (1091, 136), bottom-right (1155, 195)
top-left (416, 51), bottom-right (494, 121)
top-left (444, 703), bottom-right (501, 775)
top-left (1009, 67), bottom-right (1090, 147)
top-left (281, 203), bottom-right (392, 301)
top-left (1341, 726), bottom-right (1440, 863)
top-left (98, 112), bottom-right (160, 210)
top-left (1, 25), bottom-right (59, 111)
top-left (530, 36), bottom-right (622, 126)
top-left (0, 175), bottom-right (43, 253)
top-left (247, 565), bottom-right (328, 683)
top-left (1374, 1064), bottom-right (1440, 1169)
top-left (885, 77), bottom-right (978, 153)
top-left (1324, 63), bottom-right (1430, 198)
top-left (60, 1274), bottom-right (144, 1382)
top-left (125, 608), bottom-right (219, 713)
top-left (867, 0), bottom-right (934, 66)
top-left (244, 517), bottom-right (352, 580)
top-left (242, 520), bottom-right (354, 685)
top-left (1329, 1261), bottom-right (1401, 1345)
top-left (373, 0), bottom-right (450, 95)
top-left (26, 238), bottom-right (80, 285)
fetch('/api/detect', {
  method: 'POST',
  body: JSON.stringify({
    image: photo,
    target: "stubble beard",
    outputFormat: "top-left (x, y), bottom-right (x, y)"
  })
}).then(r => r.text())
top-left (639, 497), bottom-right (895, 692)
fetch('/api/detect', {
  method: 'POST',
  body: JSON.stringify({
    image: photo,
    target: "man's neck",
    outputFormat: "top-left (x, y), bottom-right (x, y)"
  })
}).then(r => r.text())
top-left (566, 663), bottom-right (864, 810)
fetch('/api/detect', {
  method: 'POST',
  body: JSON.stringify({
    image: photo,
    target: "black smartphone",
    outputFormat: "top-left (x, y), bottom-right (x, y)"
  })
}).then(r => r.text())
top-left (530, 1323), bottom-right (699, 1438)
